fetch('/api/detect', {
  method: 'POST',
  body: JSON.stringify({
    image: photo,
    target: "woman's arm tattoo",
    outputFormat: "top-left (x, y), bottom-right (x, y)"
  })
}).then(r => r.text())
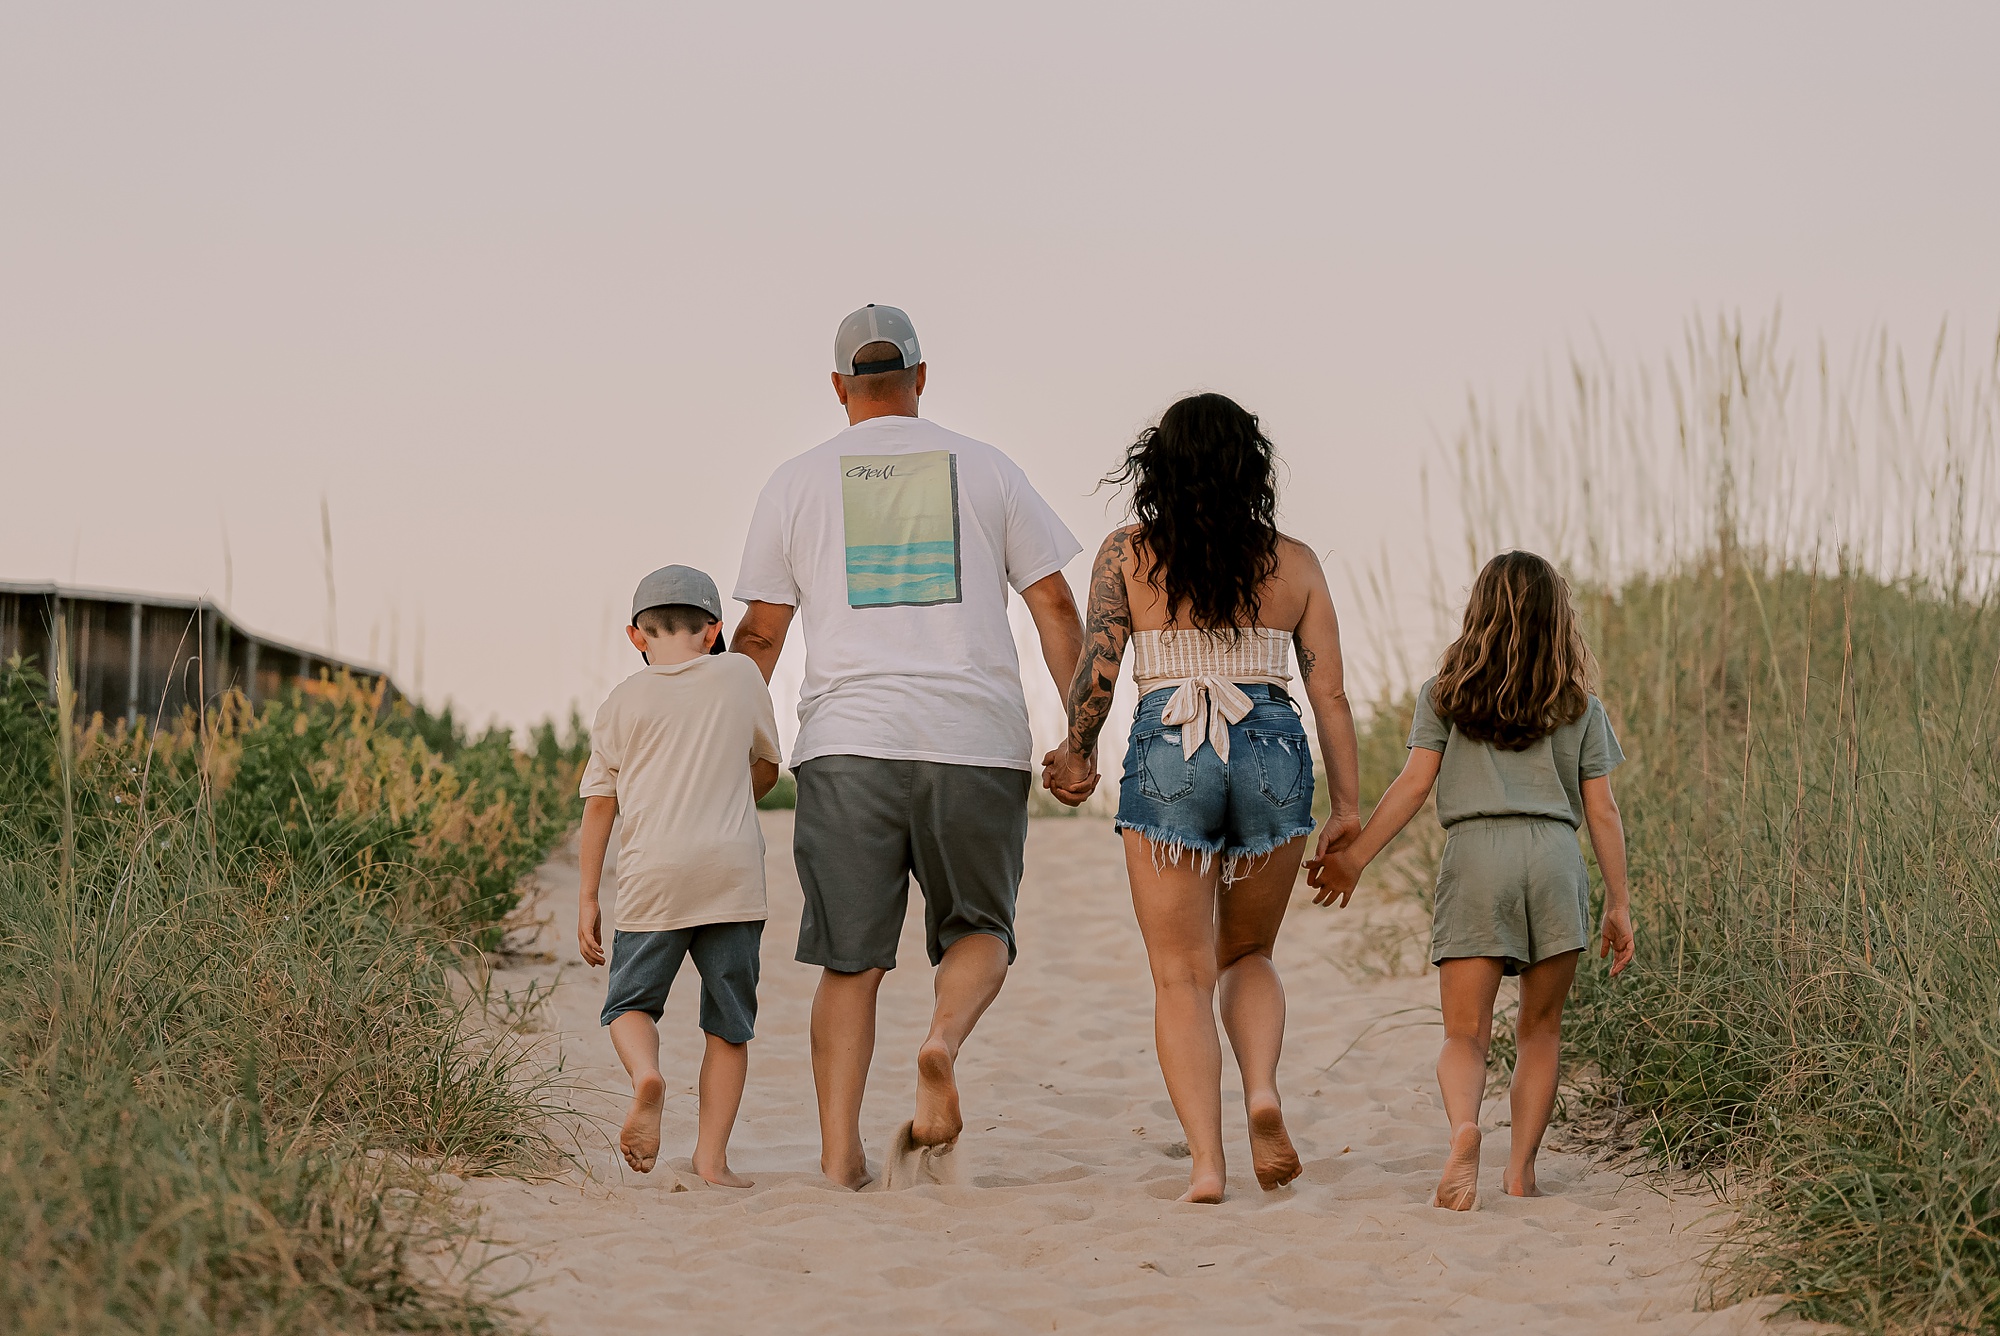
top-left (1065, 532), bottom-right (1132, 753)
top-left (1294, 633), bottom-right (1318, 685)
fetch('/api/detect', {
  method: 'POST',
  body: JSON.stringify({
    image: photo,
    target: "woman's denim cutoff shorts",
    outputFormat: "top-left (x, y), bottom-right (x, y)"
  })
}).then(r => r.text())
top-left (1114, 683), bottom-right (1317, 879)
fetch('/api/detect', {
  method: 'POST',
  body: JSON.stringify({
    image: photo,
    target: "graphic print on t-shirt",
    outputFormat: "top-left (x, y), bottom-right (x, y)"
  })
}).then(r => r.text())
top-left (839, 451), bottom-right (963, 608)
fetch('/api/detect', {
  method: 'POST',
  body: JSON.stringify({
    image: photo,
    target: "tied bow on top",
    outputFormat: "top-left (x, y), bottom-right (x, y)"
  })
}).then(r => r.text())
top-left (1159, 675), bottom-right (1257, 763)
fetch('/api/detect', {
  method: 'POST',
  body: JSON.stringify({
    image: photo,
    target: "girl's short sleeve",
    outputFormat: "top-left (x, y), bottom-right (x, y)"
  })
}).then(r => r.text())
top-left (1407, 677), bottom-right (1450, 753)
top-left (1579, 697), bottom-right (1626, 779)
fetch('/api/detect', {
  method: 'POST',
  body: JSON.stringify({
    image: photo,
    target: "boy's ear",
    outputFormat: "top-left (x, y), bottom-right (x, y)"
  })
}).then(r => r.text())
top-left (626, 625), bottom-right (650, 655)
top-left (701, 621), bottom-right (721, 652)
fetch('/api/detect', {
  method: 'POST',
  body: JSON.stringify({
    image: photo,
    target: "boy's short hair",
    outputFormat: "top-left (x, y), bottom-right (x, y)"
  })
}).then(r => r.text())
top-left (634, 603), bottom-right (719, 637)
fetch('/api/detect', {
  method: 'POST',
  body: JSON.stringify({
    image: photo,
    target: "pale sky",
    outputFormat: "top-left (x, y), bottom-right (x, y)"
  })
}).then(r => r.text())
top-left (5, 3), bottom-right (1998, 743)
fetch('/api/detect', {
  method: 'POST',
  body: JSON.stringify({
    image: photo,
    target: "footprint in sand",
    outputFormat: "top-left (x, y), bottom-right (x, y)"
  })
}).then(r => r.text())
top-left (878, 1120), bottom-right (963, 1190)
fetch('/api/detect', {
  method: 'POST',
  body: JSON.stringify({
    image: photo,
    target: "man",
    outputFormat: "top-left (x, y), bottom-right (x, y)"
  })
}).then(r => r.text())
top-left (732, 304), bottom-right (1085, 1189)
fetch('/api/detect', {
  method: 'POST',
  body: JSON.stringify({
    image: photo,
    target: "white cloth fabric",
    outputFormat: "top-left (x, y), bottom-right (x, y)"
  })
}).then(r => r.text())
top-left (734, 415), bottom-right (1081, 771)
top-left (579, 655), bottom-right (783, 932)
top-left (1130, 627), bottom-right (1293, 763)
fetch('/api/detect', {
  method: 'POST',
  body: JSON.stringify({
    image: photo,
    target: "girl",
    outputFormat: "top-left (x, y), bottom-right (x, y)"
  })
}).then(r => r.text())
top-left (1045, 392), bottom-right (1362, 1204)
top-left (1309, 551), bottom-right (1635, 1210)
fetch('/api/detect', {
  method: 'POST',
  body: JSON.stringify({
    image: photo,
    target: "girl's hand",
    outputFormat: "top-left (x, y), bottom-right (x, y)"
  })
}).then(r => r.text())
top-left (579, 898), bottom-right (605, 967)
top-left (1598, 904), bottom-right (1635, 976)
top-left (1309, 848), bottom-right (1363, 908)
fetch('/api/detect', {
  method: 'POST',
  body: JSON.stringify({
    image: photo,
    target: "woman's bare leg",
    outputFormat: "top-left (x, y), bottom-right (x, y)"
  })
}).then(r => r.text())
top-left (1505, 949), bottom-right (1580, 1196)
top-left (1434, 956), bottom-right (1504, 1209)
top-left (1123, 829), bottom-right (1226, 1203)
top-left (1215, 835), bottom-right (1308, 1189)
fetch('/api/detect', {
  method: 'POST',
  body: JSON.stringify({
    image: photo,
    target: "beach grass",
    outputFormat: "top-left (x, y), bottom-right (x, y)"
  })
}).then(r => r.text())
top-left (1422, 314), bottom-right (2000, 1331)
top-left (0, 662), bottom-right (585, 1333)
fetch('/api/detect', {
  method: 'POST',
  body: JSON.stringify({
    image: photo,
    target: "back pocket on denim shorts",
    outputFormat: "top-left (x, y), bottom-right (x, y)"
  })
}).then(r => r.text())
top-left (1244, 729), bottom-right (1308, 807)
top-left (1136, 729), bottom-right (1195, 802)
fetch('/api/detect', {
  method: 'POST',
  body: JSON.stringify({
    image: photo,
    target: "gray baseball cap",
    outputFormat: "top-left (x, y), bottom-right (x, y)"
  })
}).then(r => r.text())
top-left (631, 565), bottom-right (722, 624)
top-left (834, 303), bottom-right (923, 375)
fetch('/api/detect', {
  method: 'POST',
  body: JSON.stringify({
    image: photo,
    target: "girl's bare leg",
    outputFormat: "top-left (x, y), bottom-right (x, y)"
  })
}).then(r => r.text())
top-left (693, 1031), bottom-right (752, 1187)
top-left (1215, 835), bottom-right (1308, 1189)
top-left (1505, 949), bottom-right (1580, 1196)
top-left (1123, 829), bottom-right (1227, 1203)
top-left (1434, 956), bottom-right (1504, 1209)
top-left (608, 1011), bottom-right (666, 1173)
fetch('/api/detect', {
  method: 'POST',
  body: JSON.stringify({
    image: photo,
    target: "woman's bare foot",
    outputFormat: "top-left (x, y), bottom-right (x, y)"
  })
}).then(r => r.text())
top-left (1247, 1099), bottom-right (1302, 1190)
top-left (1179, 1169), bottom-right (1226, 1204)
top-left (619, 1072), bottom-right (667, 1173)
top-left (912, 1039), bottom-right (963, 1146)
top-left (1504, 1169), bottom-right (1542, 1197)
top-left (822, 1149), bottom-right (873, 1191)
top-left (1434, 1122), bottom-right (1481, 1210)
top-left (693, 1155), bottom-right (753, 1189)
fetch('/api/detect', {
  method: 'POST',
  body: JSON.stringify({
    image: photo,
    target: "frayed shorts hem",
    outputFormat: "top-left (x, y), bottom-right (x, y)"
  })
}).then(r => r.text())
top-left (1114, 819), bottom-right (1316, 883)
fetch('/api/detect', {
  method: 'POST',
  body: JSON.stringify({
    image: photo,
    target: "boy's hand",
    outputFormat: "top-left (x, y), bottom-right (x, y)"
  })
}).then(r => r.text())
top-left (579, 898), bottom-right (605, 967)
top-left (1308, 847), bottom-right (1363, 908)
top-left (1599, 904), bottom-right (1635, 976)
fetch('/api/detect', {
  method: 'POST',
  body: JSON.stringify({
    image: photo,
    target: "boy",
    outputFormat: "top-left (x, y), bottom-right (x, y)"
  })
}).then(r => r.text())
top-left (578, 565), bottom-right (782, 1185)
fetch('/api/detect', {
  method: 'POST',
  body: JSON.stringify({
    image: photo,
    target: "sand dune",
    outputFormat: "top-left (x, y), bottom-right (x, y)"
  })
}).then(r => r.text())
top-left (460, 814), bottom-right (1815, 1334)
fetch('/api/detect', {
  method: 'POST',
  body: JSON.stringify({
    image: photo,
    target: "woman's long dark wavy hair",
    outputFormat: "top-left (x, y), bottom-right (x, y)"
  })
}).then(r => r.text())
top-left (1433, 551), bottom-right (1595, 749)
top-left (1104, 393), bottom-right (1280, 632)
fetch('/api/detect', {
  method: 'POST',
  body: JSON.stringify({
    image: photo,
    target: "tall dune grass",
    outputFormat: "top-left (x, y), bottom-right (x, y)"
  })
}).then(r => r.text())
top-left (1432, 314), bottom-right (2000, 1331)
top-left (0, 662), bottom-right (586, 1333)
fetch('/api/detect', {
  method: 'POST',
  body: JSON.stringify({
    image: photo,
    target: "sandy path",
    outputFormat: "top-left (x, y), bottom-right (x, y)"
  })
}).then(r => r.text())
top-left (461, 815), bottom-right (1807, 1335)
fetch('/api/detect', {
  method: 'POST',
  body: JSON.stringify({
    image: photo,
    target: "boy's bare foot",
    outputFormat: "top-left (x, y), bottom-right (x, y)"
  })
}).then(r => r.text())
top-left (912, 1039), bottom-right (963, 1146)
top-left (1179, 1170), bottom-right (1226, 1204)
top-left (1434, 1122), bottom-right (1481, 1210)
top-left (1247, 1099), bottom-right (1302, 1190)
top-left (692, 1156), bottom-right (753, 1189)
top-left (619, 1072), bottom-right (666, 1173)
top-left (822, 1151), bottom-right (873, 1191)
top-left (1504, 1169), bottom-right (1542, 1197)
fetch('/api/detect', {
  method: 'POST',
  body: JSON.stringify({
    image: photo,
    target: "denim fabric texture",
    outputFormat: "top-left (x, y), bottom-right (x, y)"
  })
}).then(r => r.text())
top-left (1114, 683), bottom-right (1317, 878)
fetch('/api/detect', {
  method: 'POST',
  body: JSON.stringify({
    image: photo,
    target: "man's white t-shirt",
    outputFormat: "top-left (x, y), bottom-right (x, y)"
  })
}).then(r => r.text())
top-left (734, 415), bottom-right (1081, 772)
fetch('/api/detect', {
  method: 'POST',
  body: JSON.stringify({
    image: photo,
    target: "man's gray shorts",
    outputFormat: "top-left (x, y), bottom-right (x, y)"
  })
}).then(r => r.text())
top-left (793, 756), bottom-right (1030, 973)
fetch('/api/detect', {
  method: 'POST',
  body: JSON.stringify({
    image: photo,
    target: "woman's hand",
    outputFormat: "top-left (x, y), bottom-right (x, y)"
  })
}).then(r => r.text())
top-left (1308, 846), bottom-right (1362, 907)
top-left (1041, 740), bottom-right (1100, 807)
top-left (1598, 904), bottom-right (1635, 976)
top-left (1316, 807), bottom-right (1361, 862)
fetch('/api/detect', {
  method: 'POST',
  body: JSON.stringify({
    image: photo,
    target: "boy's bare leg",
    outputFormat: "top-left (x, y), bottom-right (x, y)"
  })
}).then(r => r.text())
top-left (811, 966), bottom-right (885, 1189)
top-left (1215, 836), bottom-right (1308, 1190)
top-left (1506, 949), bottom-right (1580, 1197)
top-left (691, 1032), bottom-right (752, 1187)
top-left (1434, 957), bottom-right (1504, 1210)
top-left (912, 932), bottom-right (1009, 1146)
top-left (1124, 830), bottom-right (1228, 1204)
top-left (608, 1011), bottom-right (667, 1173)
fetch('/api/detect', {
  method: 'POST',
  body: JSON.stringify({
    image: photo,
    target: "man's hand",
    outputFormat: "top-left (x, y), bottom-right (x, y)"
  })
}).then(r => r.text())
top-left (579, 897), bottom-right (605, 967)
top-left (1599, 904), bottom-right (1635, 976)
top-left (1041, 740), bottom-right (1099, 807)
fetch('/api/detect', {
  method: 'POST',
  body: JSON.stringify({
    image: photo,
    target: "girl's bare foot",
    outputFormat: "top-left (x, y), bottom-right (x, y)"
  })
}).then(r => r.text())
top-left (693, 1156), bottom-right (753, 1188)
top-left (912, 1039), bottom-right (963, 1146)
top-left (1434, 1122), bottom-right (1481, 1210)
top-left (1179, 1170), bottom-right (1226, 1204)
top-left (619, 1072), bottom-right (667, 1173)
top-left (1247, 1100), bottom-right (1302, 1190)
top-left (1504, 1169), bottom-right (1542, 1197)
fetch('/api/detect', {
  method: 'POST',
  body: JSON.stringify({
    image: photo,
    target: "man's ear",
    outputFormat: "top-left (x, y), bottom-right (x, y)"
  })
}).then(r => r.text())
top-left (913, 362), bottom-right (926, 398)
top-left (626, 624), bottom-right (650, 654)
top-left (831, 370), bottom-right (850, 406)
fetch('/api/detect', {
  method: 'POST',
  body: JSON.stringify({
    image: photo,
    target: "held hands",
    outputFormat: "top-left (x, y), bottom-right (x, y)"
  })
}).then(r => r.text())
top-left (1040, 740), bottom-right (1100, 807)
top-left (1599, 904), bottom-right (1635, 976)
top-left (1304, 809), bottom-right (1364, 906)
top-left (579, 897), bottom-right (605, 967)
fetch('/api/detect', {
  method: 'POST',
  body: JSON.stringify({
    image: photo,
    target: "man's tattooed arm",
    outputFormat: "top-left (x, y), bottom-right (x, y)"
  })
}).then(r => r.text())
top-left (1064, 529), bottom-right (1133, 754)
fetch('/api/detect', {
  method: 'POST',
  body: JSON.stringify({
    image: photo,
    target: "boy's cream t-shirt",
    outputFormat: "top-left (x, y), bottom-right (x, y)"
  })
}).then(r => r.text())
top-left (579, 654), bottom-right (783, 932)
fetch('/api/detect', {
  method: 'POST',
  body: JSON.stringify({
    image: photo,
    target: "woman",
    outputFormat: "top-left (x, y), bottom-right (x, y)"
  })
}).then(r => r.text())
top-left (1044, 393), bottom-right (1361, 1203)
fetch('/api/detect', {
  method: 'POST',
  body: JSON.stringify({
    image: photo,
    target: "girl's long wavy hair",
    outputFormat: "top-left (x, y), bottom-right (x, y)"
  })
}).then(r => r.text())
top-left (1104, 393), bottom-right (1279, 633)
top-left (1433, 551), bottom-right (1595, 750)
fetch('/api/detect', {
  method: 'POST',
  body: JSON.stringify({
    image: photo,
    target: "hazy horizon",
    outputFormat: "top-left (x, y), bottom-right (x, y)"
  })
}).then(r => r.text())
top-left (6, 3), bottom-right (1998, 742)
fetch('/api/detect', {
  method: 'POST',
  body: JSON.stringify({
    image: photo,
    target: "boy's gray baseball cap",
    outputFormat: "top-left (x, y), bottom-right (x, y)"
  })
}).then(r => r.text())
top-left (834, 304), bottom-right (922, 375)
top-left (631, 565), bottom-right (722, 624)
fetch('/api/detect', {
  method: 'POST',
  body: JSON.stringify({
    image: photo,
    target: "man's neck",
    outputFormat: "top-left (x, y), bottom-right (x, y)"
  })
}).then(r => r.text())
top-left (845, 397), bottom-right (920, 426)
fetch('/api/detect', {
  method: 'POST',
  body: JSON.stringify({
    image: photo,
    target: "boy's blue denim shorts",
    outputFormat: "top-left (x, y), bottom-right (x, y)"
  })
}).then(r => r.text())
top-left (1114, 683), bottom-right (1317, 881)
top-left (601, 919), bottom-right (763, 1044)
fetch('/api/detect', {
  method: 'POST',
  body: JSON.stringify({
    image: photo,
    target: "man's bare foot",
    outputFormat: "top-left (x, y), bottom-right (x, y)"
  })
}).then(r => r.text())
top-left (619, 1072), bottom-right (666, 1173)
top-left (1504, 1169), bottom-right (1542, 1197)
top-left (1179, 1170), bottom-right (1226, 1204)
top-left (692, 1155), bottom-right (753, 1189)
top-left (1434, 1122), bottom-right (1481, 1210)
top-left (1247, 1099), bottom-right (1302, 1190)
top-left (822, 1151), bottom-right (873, 1191)
top-left (912, 1039), bottom-right (963, 1146)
